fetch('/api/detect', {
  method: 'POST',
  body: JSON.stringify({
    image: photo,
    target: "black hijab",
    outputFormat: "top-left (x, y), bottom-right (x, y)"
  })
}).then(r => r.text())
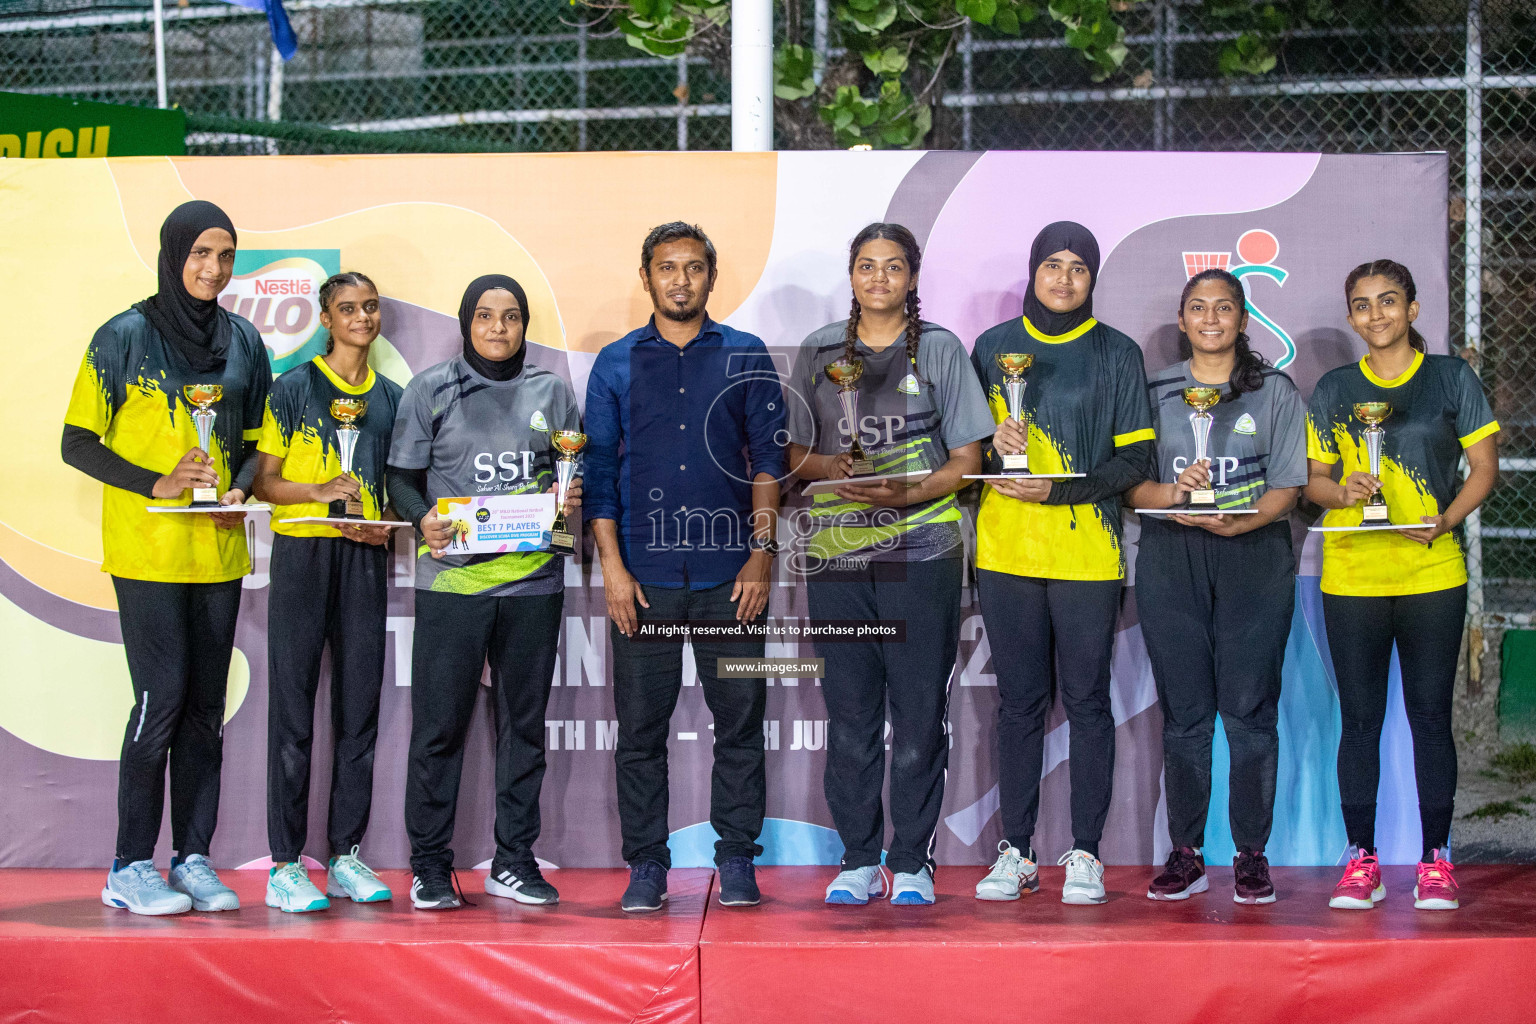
top-left (1020, 220), bottom-right (1101, 338)
top-left (458, 274), bottom-right (530, 382)
top-left (135, 200), bottom-right (238, 374)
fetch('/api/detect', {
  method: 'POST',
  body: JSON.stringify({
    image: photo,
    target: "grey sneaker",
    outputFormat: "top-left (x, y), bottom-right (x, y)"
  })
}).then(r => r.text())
top-left (975, 841), bottom-right (1040, 901)
top-left (102, 859), bottom-right (193, 916)
top-left (1059, 849), bottom-right (1107, 905)
top-left (824, 866), bottom-right (888, 905)
top-left (169, 854), bottom-right (240, 911)
top-left (890, 867), bottom-right (936, 906)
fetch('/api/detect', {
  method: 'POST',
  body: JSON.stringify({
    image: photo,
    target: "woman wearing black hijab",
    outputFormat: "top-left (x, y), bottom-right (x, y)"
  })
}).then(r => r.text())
top-left (62, 200), bottom-right (271, 916)
top-left (385, 275), bottom-right (583, 911)
top-left (968, 221), bottom-right (1154, 906)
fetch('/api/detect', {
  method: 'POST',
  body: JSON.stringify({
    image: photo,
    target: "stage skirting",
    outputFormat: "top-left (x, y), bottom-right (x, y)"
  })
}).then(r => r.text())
top-left (0, 150), bottom-right (1453, 869)
top-left (3, 866), bottom-right (1534, 1024)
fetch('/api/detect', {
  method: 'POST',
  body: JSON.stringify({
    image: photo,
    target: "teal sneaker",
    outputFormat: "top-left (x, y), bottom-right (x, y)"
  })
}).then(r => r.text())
top-left (102, 859), bottom-right (193, 916)
top-left (266, 861), bottom-right (330, 913)
top-left (328, 847), bottom-right (392, 903)
top-left (169, 854), bottom-right (240, 911)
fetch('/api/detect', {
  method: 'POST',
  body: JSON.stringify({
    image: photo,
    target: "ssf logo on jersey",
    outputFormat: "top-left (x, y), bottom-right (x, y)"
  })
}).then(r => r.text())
top-left (473, 450), bottom-right (539, 490)
top-left (217, 249), bottom-right (341, 373)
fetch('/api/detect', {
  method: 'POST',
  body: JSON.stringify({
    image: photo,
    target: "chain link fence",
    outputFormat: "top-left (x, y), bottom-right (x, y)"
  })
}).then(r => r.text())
top-left (3, 0), bottom-right (1531, 679)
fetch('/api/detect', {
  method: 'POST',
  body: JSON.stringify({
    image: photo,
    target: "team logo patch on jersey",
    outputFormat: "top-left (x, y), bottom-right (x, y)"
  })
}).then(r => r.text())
top-left (896, 373), bottom-right (920, 395)
top-left (1233, 413), bottom-right (1257, 435)
top-left (530, 410), bottom-right (549, 431)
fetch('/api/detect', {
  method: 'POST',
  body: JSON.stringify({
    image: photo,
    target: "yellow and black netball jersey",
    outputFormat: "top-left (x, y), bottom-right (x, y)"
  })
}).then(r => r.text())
top-left (64, 308), bottom-right (271, 583)
top-left (971, 316), bottom-right (1154, 581)
top-left (259, 356), bottom-right (404, 538)
top-left (1307, 351), bottom-right (1498, 597)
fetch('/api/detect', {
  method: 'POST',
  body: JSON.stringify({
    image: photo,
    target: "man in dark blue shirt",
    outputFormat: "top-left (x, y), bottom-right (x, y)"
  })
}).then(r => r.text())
top-left (585, 222), bottom-right (786, 913)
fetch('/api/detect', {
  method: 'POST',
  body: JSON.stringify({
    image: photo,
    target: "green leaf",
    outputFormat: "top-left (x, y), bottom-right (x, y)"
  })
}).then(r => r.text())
top-left (861, 45), bottom-right (909, 76)
top-left (994, 7), bottom-right (1020, 34)
top-left (774, 43), bottom-right (818, 99)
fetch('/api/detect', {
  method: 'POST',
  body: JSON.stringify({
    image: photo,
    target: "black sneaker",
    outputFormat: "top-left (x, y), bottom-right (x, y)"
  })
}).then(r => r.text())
top-left (717, 856), bottom-right (761, 907)
top-left (486, 858), bottom-right (559, 905)
top-left (411, 864), bottom-right (463, 911)
top-left (1147, 846), bottom-right (1208, 901)
top-left (621, 860), bottom-right (668, 913)
top-left (1233, 849), bottom-right (1276, 905)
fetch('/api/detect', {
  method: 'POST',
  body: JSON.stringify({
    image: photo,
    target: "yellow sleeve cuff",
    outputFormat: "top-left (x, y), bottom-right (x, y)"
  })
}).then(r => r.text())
top-left (243, 427), bottom-right (264, 441)
top-left (1113, 428), bottom-right (1155, 447)
top-left (1460, 420), bottom-right (1500, 448)
top-left (1308, 450), bottom-right (1340, 466)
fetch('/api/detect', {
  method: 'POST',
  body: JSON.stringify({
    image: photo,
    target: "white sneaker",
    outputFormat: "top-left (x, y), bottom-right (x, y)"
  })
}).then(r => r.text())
top-left (101, 860), bottom-right (192, 916)
top-left (1059, 849), bottom-right (1107, 905)
top-left (169, 854), bottom-right (240, 911)
top-left (975, 841), bottom-right (1039, 901)
top-left (824, 866), bottom-right (889, 905)
top-left (891, 867), bottom-right (935, 906)
top-left (266, 861), bottom-right (330, 913)
top-left (328, 847), bottom-right (392, 903)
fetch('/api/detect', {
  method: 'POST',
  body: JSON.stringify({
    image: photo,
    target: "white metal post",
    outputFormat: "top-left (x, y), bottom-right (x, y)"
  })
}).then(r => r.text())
top-left (812, 0), bottom-right (828, 86)
top-left (731, 0), bottom-right (772, 151)
top-left (265, 45), bottom-right (284, 155)
top-left (151, 0), bottom-right (168, 109)
top-left (677, 55), bottom-right (689, 151)
top-left (1464, 0), bottom-right (1485, 626)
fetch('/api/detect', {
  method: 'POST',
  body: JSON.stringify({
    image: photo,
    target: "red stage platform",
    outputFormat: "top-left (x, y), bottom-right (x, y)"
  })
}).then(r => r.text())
top-left (2, 865), bottom-right (1534, 1024)
top-left (0, 868), bottom-right (712, 1024)
top-left (701, 865), bottom-right (1536, 1024)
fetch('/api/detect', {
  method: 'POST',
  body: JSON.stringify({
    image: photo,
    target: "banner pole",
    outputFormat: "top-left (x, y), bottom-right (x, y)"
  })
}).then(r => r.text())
top-left (730, 0), bottom-right (772, 152)
top-left (151, 0), bottom-right (168, 109)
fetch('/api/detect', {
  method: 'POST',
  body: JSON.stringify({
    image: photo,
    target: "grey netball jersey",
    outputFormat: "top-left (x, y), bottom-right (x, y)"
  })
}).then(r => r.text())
top-left (389, 356), bottom-right (582, 596)
top-left (1145, 360), bottom-right (1307, 511)
top-left (785, 321), bottom-right (993, 563)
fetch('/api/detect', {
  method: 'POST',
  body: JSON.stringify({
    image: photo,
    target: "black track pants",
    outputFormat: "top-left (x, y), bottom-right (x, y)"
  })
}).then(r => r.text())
top-left (1322, 584), bottom-right (1465, 856)
top-left (266, 534), bottom-right (389, 862)
top-left (113, 576), bottom-right (243, 863)
top-left (1137, 519), bottom-right (1294, 852)
top-left (808, 558), bottom-right (962, 876)
top-left (405, 588), bottom-right (563, 873)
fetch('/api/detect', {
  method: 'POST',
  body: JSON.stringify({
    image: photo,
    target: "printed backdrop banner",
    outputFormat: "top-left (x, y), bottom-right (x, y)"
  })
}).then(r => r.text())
top-left (0, 151), bottom-right (1448, 870)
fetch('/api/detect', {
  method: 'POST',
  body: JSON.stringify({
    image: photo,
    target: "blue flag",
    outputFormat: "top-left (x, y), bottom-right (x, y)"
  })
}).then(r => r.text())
top-left (217, 0), bottom-right (297, 61)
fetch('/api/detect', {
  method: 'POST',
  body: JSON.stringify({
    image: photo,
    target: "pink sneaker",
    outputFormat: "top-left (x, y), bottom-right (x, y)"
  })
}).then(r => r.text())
top-left (1328, 852), bottom-right (1384, 910)
top-left (1413, 852), bottom-right (1459, 910)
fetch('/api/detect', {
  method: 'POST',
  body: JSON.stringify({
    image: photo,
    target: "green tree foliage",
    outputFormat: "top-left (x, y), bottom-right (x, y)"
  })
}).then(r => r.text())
top-left (579, 0), bottom-right (1365, 148)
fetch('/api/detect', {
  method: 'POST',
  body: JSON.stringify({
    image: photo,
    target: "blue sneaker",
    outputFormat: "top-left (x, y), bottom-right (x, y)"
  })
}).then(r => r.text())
top-left (891, 867), bottom-right (936, 905)
top-left (102, 859), bottom-right (192, 916)
top-left (717, 856), bottom-right (760, 907)
top-left (824, 866), bottom-right (887, 905)
top-left (267, 862), bottom-right (330, 913)
top-left (169, 854), bottom-right (240, 912)
top-left (621, 861), bottom-right (668, 913)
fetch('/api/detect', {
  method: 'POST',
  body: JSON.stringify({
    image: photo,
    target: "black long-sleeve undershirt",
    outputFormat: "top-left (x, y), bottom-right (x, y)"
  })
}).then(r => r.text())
top-left (1042, 439), bottom-right (1153, 507)
top-left (61, 424), bottom-right (259, 501)
top-left (385, 464), bottom-right (431, 532)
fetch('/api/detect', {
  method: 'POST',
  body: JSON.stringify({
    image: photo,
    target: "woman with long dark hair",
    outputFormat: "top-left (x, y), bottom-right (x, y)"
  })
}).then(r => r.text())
top-left (386, 274), bottom-right (582, 911)
top-left (1126, 269), bottom-right (1307, 904)
top-left (1306, 260), bottom-right (1498, 911)
top-left (254, 272), bottom-right (402, 912)
top-left (63, 200), bottom-right (270, 915)
top-left (786, 223), bottom-right (992, 906)
top-left (970, 221), bottom-right (1154, 906)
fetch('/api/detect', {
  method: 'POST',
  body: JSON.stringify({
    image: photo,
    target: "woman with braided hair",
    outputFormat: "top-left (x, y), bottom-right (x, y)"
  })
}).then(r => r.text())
top-left (785, 222), bottom-right (992, 906)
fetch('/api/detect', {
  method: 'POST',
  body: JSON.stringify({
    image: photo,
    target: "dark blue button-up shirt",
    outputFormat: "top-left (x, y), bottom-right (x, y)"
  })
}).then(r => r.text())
top-left (584, 316), bottom-right (787, 588)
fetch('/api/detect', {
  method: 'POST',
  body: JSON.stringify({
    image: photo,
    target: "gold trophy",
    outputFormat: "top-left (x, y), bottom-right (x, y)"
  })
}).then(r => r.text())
top-left (183, 384), bottom-right (223, 507)
top-left (995, 353), bottom-right (1035, 473)
top-left (1184, 387), bottom-right (1222, 510)
top-left (824, 357), bottom-right (874, 476)
top-left (1353, 402), bottom-right (1392, 523)
top-left (329, 398), bottom-right (369, 519)
top-left (550, 429), bottom-right (587, 553)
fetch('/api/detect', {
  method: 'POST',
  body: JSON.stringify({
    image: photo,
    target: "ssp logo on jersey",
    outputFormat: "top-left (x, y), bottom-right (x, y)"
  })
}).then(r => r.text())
top-left (218, 250), bottom-right (341, 372)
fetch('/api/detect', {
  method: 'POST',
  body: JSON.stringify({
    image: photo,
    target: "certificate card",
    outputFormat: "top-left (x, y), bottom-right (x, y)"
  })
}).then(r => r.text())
top-left (438, 494), bottom-right (557, 554)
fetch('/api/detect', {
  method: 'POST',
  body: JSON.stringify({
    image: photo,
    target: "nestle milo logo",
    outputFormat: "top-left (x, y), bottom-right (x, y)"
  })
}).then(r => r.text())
top-left (218, 249), bottom-right (341, 372)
